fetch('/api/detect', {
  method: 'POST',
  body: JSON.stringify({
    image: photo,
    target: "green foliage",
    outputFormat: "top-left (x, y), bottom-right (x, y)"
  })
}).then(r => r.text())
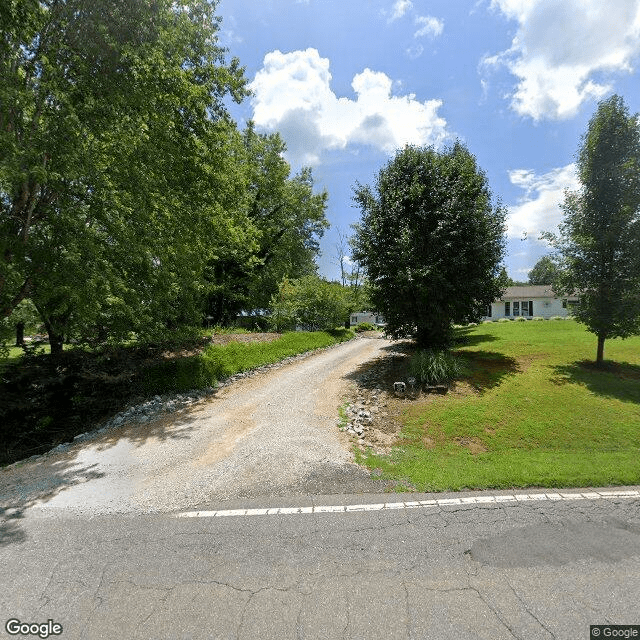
top-left (0, 0), bottom-right (252, 351)
top-left (352, 142), bottom-right (506, 348)
top-left (551, 95), bottom-right (640, 363)
top-left (203, 127), bottom-right (329, 325)
top-left (354, 322), bottom-right (377, 332)
top-left (269, 276), bottom-right (351, 332)
top-left (408, 349), bottom-right (464, 385)
top-left (528, 255), bottom-right (561, 285)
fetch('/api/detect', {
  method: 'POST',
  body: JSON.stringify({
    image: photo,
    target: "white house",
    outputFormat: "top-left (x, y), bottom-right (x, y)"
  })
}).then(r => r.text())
top-left (483, 285), bottom-right (579, 320)
top-left (350, 311), bottom-right (386, 327)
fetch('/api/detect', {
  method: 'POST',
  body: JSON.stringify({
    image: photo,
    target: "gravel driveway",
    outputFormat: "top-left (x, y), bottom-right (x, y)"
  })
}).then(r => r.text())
top-left (0, 337), bottom-right (393, 517)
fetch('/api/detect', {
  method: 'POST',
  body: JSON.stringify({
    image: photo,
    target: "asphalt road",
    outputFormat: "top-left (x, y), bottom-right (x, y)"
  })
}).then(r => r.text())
top-left (1, 489), bottom-right (640, 639)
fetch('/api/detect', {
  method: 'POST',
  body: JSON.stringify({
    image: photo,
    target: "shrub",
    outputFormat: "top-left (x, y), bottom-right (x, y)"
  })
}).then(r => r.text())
top-left (550, 316), bottom-right (564, 320)
top-left (498, 318), bottom-right (511, 323)
top-left (354, 322), bottom-right (377, 332)
top-left (514, 316), bottom-right (527, 322)
top-left (408, 349), bottom-right (463, 385)
top-left (531, 316), bottom-right (545, 321)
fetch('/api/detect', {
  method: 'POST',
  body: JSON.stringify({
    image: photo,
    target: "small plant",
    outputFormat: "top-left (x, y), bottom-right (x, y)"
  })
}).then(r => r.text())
top-left (531, 316), bottom-right (545, 321)
top-left (498, 318), bottom-right (511, 323)
top-left (550, 315), bottom-right (564, 320)
top-left (514, 316), bottom-right (527, 322)
top-left (408, 349), bottom-right (463, 385)
top-left (354, 322), bottom-right (377, 332)
top-left (337, 402), bottom-right (350, 430)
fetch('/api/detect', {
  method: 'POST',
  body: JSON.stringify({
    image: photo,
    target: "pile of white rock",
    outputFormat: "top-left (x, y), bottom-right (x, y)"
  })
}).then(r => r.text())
top-left (341, 389), bottom-right (382, 445)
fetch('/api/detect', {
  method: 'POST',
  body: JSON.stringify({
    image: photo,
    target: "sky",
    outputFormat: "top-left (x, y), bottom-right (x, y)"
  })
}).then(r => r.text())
top-left (216, 0), bottom-right (640, 282)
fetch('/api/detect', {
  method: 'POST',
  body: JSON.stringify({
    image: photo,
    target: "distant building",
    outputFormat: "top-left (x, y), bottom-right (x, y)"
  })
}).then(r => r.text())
top-left (483, 285), bottom-right (579, 320)
top-left (349, 312), bottom-right (386, 327)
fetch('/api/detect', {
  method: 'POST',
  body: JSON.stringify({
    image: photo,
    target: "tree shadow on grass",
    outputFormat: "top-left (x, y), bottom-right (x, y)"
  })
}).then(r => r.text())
top-left (550, 360), bottom-right (640, 404)
top-left (453, 329), bottom-right (500, 348)
top-left (343, 344), bottom-right (519, 395)
top-left (459, 350), bottom-right (520, 392)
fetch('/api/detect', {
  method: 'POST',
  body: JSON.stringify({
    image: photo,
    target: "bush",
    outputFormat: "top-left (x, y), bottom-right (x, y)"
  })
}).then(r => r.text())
top-left (408, 349), bottom-right (464, 385)
top-left (498, 318), bottom-right (511, 323)
top-left (550, 316), bottom-right (565, 320)
top-left (354, 322), bottom-right (377, 332)
top-left (514, 316), bottom-right (527, 322)
top-left (531, 316), bottom-right (545, 321)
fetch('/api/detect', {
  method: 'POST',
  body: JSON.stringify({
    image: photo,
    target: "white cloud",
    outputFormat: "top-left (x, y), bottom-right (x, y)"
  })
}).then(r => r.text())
top-left (487, 0), bottom-right (640, 120)
top-left (406, 44), bottom-right (424, 59)
top-left (505, 163), bottom-right (579, 239)
top-left (249, 48), bottom-right (449, 165)
top-left (389, 0), bottom-right (413, 22)
top-left (414, 15), bottom-right (444, 38)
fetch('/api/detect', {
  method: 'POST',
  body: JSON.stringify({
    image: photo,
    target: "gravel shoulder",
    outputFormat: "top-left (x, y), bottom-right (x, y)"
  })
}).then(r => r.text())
top-left (0, 337), bottom-right (396, 517)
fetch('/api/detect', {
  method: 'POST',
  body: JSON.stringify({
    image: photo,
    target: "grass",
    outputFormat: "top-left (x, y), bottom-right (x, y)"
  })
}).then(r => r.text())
top-left (357, 320), bottom-right (640, 491)
top-left (140, 328), bottom-right (354, 393)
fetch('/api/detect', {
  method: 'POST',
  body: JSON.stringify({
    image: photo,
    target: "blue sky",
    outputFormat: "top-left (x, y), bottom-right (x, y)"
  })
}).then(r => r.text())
top-left (217, 0), bottom-right (640, 282)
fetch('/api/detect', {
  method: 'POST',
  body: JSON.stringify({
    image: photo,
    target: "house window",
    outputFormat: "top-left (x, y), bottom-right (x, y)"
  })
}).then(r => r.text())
top-left (486, 305), bottom-right (492, 317)
top-left (351, 316), bottom-right (358, 323)
top-left (513, 301), bottom-right (520, 316)
top-left (504, 301), bottom-right (510, 316)
top-left (562, 299), bottom-right (567, 309)
top-left (521, 301), bottom-right (528, 316)
top-left (529, 300), bottom-right (533, 316)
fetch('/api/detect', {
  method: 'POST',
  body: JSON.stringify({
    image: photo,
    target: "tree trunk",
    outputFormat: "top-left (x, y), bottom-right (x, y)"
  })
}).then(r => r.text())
top-left (48, 329), bottom-right (64, 357)
top-left (15, 321), bottom-right (25, 347)
top-left (596, 334), bottom-right (605, 366)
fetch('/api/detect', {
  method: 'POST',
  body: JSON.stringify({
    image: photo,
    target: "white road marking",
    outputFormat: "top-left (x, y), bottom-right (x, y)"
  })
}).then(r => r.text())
top-left (175, 489), bottom-right (640, 519)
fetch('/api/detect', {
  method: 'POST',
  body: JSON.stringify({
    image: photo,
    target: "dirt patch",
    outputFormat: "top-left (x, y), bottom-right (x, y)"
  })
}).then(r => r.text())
top-left (454, 436), bottom-right (488, 455)
top-left (209, 332), bottom-right (281, 346)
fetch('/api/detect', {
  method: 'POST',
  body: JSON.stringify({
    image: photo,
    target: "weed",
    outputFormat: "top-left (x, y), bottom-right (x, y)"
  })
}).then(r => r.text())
top-left (408, 349), bottom-right (464, 385)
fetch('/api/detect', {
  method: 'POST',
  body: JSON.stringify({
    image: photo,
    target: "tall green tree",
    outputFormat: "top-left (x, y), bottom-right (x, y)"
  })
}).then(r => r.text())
top-left (352, 143), bottom-right (506, 347)
top-left (268, 276), bottom-right (350, 332)
top-left (528, 255), bottom-right (561, 285)
top-left (203, 127), bottom-right (328, 324)
top-left (552, 94), bottom-right (640, 365)
top-left (0, 0), bottom-right (249, 352)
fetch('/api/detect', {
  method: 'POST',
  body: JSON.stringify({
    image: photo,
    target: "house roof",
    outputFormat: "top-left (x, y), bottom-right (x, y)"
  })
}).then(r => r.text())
top-left (501, 285), bottom-right (557, 299)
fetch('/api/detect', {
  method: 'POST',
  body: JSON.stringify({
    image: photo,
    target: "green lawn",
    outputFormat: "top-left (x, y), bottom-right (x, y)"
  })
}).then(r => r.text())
top-left (358, 320), bottom-right (640, 491)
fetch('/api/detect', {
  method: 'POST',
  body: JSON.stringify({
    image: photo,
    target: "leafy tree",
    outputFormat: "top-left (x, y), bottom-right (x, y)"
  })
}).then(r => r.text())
top-left (0, 0), bottom-right (249, 353)
top-left (203, 127), bottom-right (329, 325)
top-left (551, 95), bottom-right (640, 365)
top-left (269, 276), bottom-right (350, 332)
top-left (528, 255), bottom-right (561, 285)
top-left (352, 143), bottom-right (506, 347)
